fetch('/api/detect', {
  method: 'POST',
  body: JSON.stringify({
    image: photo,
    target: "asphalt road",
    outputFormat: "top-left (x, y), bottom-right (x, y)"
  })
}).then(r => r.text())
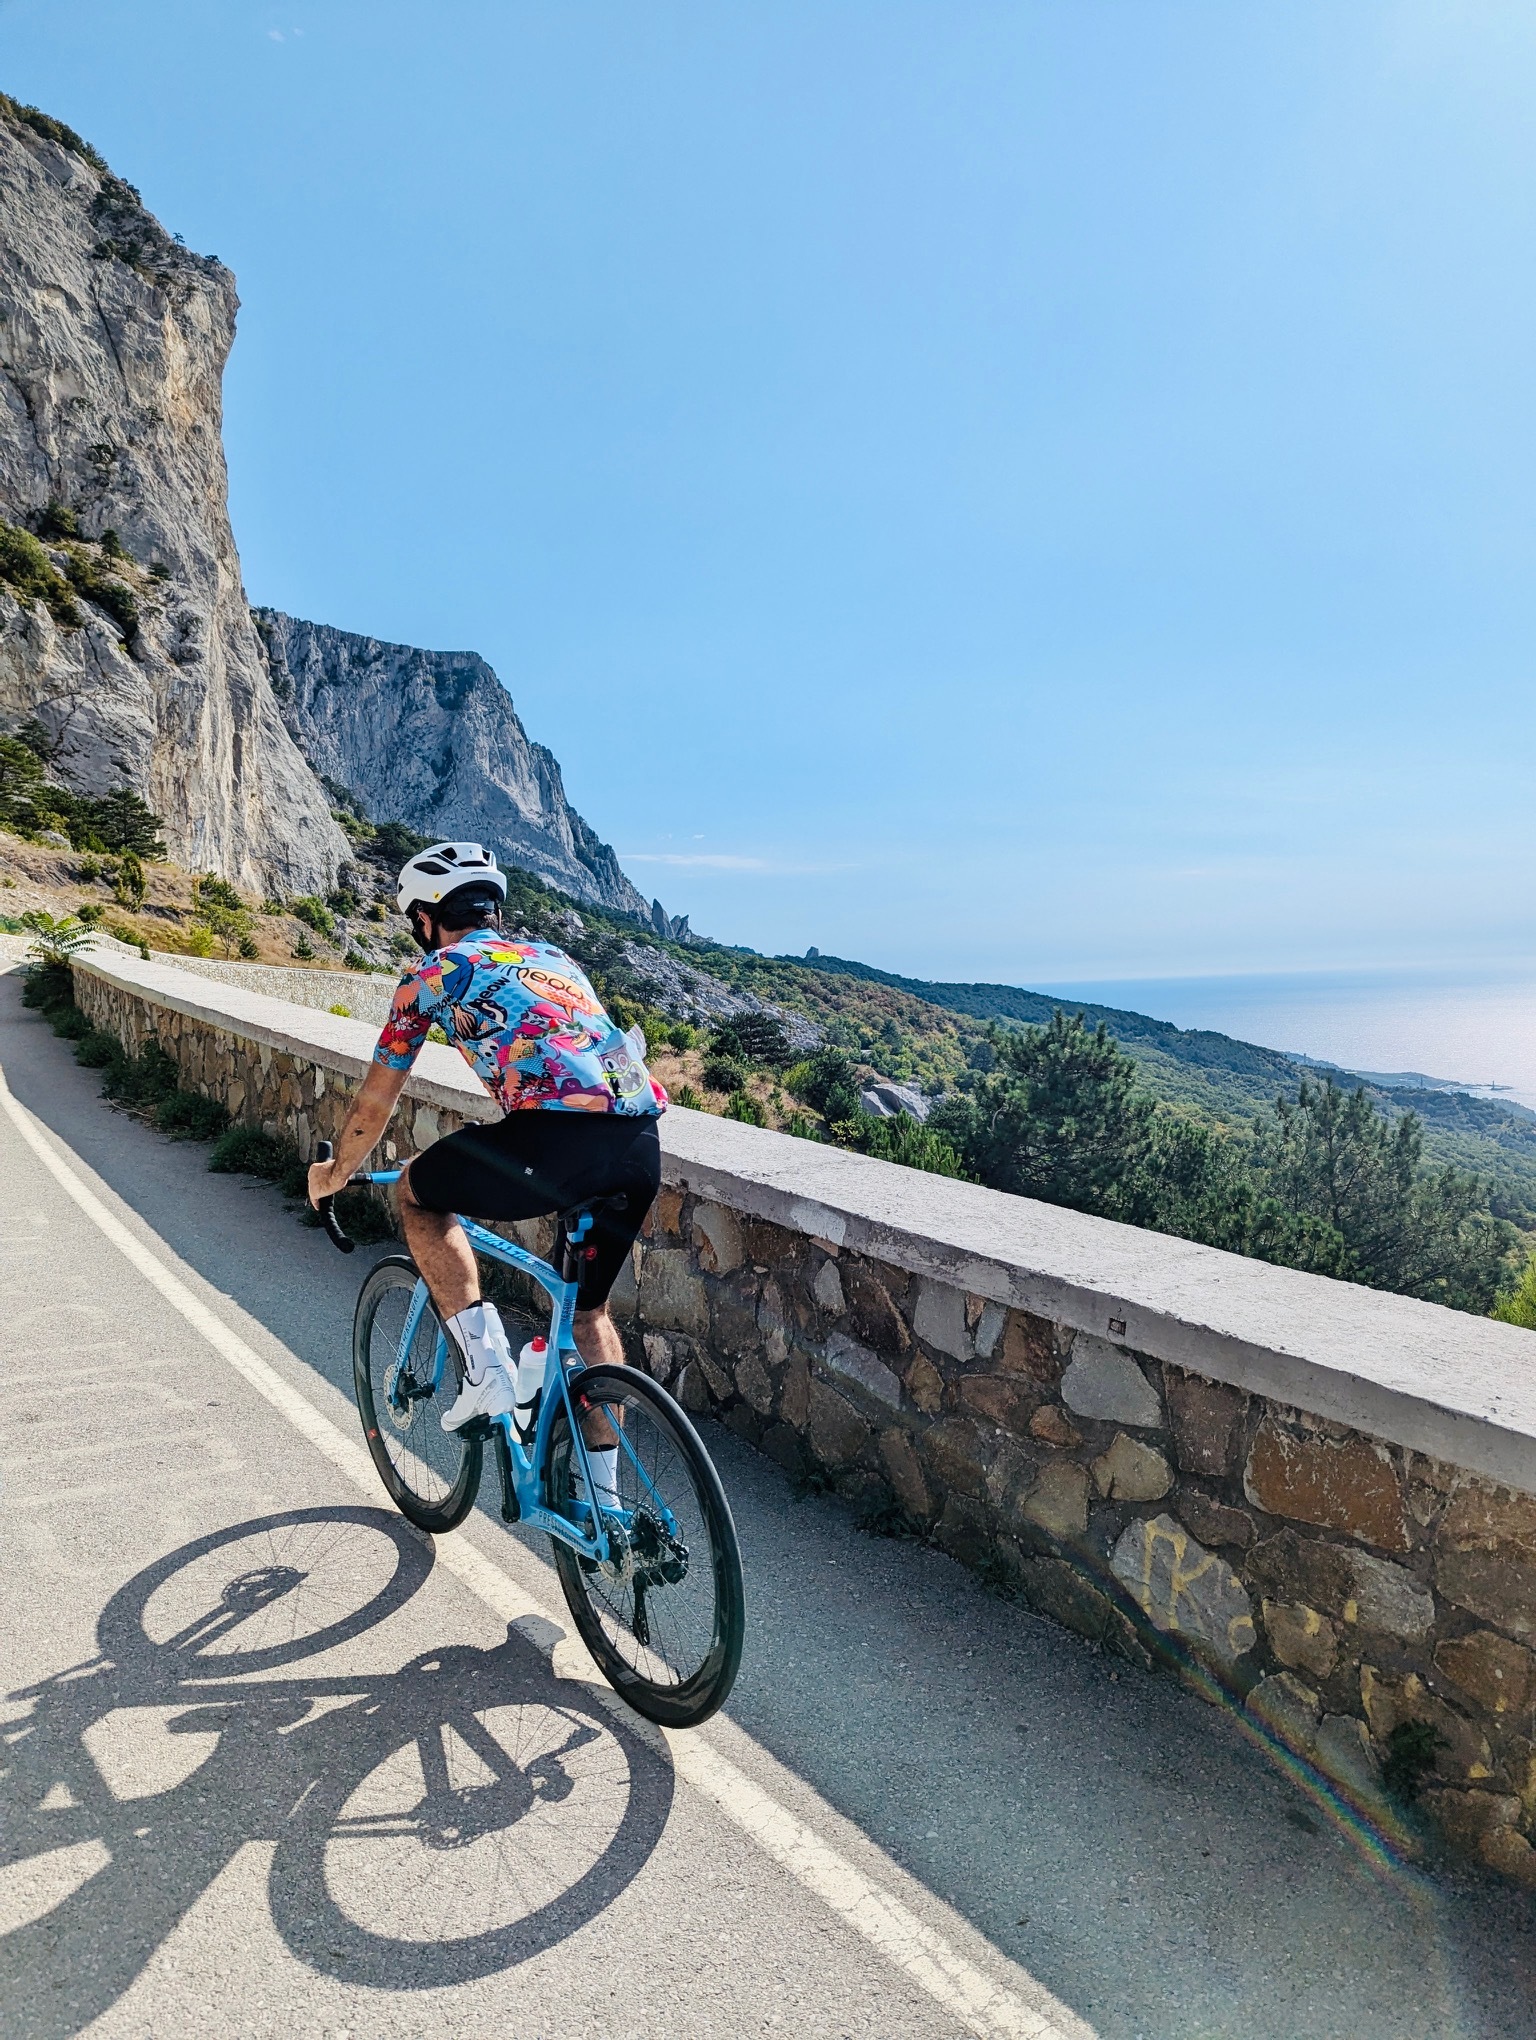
top-left (2, 968), bottom-right (1534, 2039)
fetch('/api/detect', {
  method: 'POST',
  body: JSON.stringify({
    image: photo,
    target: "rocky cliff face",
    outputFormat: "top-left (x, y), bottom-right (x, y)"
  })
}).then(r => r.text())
top-left (0, 98), bottom-right (347, 893)
top-left (255, 608), bottom-right (651, 918)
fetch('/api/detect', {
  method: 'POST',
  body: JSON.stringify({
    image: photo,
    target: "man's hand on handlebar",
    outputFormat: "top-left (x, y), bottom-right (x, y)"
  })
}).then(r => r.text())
top-left (306, 1157), bottom-right (346, 1210)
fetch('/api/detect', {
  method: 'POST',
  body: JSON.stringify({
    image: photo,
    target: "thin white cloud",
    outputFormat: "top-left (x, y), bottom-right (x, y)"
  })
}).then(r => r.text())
top-left (623, 852), bottom-right (774, 871)
top-left (623, 851), bottom-right (850, 875)
top-left (268, 28), bottom-right (285, 40)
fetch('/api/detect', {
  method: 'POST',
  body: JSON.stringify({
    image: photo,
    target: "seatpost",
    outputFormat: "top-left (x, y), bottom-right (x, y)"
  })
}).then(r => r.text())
top-left (560, 1209), bottom-right (594, 1285)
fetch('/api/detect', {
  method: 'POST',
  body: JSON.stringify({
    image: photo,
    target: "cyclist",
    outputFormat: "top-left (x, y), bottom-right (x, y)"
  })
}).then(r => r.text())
top-left (307, 842), bottom-right (665, 1490)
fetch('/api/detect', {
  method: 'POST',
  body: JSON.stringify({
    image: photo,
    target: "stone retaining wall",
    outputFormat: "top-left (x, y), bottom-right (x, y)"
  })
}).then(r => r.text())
top-left (70, 950), bottom-right (1536, 1882)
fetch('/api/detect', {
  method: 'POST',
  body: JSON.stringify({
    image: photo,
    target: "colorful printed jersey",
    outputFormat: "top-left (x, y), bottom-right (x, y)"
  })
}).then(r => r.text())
top-left (372, 935), bottom-right (667, 1117)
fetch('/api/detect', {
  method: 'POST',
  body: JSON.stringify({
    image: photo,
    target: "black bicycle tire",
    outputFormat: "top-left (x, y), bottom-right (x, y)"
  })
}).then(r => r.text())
top-left (546, 1363), bottom-right (745, 1728)
top-left (354, 1255), bottom-right (482, 1534)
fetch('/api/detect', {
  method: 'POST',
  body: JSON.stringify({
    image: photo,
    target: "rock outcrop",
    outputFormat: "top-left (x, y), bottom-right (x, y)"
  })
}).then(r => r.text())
top-left (255, 608), bottom-right (651, 918)
top-left (0, 97), bottom-right (347, 893)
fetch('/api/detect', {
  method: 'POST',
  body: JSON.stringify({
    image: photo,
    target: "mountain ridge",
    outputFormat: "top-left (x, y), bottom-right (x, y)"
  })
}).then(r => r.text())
top-left (253, 607), bottom-right (652, 919)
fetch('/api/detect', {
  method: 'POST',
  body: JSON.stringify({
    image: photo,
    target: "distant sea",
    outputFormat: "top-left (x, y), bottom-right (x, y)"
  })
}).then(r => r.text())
top-left (1034, 965), bottom-right (1536, 1113)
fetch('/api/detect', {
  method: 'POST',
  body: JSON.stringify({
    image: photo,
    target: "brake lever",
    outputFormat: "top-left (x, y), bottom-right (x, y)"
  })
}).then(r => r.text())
top-left (313, 1140), bottom-right (355, 1254)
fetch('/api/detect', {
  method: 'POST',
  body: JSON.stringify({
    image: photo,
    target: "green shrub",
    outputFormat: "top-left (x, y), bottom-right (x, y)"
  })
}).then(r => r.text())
top-left (237, 933), bottom-right (260, 959)
top-left (291, 934), bottom-right (315, 960)
top-left (785, 1110), bottom-right (822, 1142)
top-left (329, 1002), bottom-right (351, 1017)
top-left (831, 1110), bottom-right (969, 1179)
top-left (702, 1052), bottom-right (749, 1095)
top-left (291, 896), bottom-right (335, 937)
top-left (64, 550), bottom-right (138, 643)
top-left (51, 1004), bottom-right (94, 1041)
top-left (711, 1013), bottom-right (792, 1068)
top-left (724, 1089), bottom-right (767, 1126)
top-left (35, 501), bottom-right (80, 541)
top-left (114, 850), bottom-right (146, 909)
top-left (76, 901), bottom-right (105, 926)
top-left (103, 1041), bottom-right (179, 1107)
top-left (156, 1091), bottom-right (229, 1141)
top-left (261, 896), bottom-right (285, 916)
top-left (0, 521), bottom-right (81, 627)
top-left (209, 1124), bottom-right (302, 1181)
top-left (344, 947), bottom-right (372, 972)
top-left (785, 1047), bottom-right (863, 1124)
top-left (1493, 1251), bottom-right (1536, 1330)
top-left (74, 1027), bottom-right (123, 1068)
top-left (21, 958), bottom-right (76, 1012)
top-left (195, 874), bottom-right (246, 913)
top-left (21, 910), bottom-right (92, 967)
top-left (389, 932), bottom-right (417, 958)
top-left (100, 527), bottom-right (129, 561)
top-left (673, 1082), bottom-right (704, 1110)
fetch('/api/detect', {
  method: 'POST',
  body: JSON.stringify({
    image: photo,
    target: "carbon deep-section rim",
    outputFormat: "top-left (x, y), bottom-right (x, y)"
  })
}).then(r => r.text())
top-left (354, 1255), bottom-right (482, 1533)
top-left (545, 1363), bottom-right (744, 1728)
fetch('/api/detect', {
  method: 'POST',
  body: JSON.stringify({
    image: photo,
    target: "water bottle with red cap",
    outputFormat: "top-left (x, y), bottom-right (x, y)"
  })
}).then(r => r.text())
top-left (513, 1334), bottom-right (547, 1437)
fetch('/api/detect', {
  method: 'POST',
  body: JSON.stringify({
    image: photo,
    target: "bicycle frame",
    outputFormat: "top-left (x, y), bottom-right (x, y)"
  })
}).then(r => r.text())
top-left (357, 1170), bottom-right (677, 1565)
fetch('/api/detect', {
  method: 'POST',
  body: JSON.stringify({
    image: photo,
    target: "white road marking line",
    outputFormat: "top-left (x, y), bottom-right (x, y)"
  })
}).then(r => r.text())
top-left (0, 1061), bottom-right (1092, 2040)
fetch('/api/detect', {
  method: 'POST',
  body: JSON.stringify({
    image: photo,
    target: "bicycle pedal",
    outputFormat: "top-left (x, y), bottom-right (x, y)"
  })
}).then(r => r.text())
top-left (460, 1414), bottom-right (493, 1441)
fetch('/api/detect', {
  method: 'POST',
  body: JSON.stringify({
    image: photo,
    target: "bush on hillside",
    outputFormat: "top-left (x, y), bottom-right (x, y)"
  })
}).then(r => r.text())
top-left (291, 896), bottom-right (335, 938)
top-left (701, 1053), bottom-right (750, 1095)
top-left (831, 1111), bottom-right (968, 1180)
top-left (64, 549), bottom-right (138, 643)
top-left (0, 521), bottom-right (81, 627)
top-left (784, 1047), bottom-right (863, 1125)
top-left (1493, 1252), bottom-right (1536, 1329)
top-left (710, 1013), bottom-right (792, 1069)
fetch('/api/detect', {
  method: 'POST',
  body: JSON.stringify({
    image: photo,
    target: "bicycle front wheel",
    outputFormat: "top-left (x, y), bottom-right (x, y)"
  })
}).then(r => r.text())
top-left (354, 1255), bottom-right (481, 1533)
top-left (546, 1364), bottom-right (744, 1728)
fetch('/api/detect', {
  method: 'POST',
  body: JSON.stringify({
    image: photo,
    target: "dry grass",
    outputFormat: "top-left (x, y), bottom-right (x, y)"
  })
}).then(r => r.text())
top-left (0, 833), bottom-right (387, 974)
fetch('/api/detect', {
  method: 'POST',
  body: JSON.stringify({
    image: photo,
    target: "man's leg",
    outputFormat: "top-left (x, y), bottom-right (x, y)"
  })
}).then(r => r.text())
top-left (572, 1304), bottom-right (627, 1451)
top-left (398, 1164), bottom-right (518, 1435)
top-left (572, 1305), bottom-right (625, 1371)
top-left (398, 1162), bottom-right (480, 1319)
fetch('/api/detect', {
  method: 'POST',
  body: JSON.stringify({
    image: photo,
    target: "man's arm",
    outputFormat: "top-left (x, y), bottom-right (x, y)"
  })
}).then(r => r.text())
top-left (306, 1060), bottom-right (412, 1206)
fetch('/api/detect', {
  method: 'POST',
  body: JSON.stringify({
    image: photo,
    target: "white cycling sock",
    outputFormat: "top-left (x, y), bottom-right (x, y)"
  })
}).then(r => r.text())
top-left (446, 1302), bottom-right (512, 1385)
top-left (578, 1446), bottom-right (621, 1508)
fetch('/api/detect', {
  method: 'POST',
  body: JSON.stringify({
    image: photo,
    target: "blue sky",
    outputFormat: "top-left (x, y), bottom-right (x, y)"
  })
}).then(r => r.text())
top-left (6, 2), bottom-right (1536, 986)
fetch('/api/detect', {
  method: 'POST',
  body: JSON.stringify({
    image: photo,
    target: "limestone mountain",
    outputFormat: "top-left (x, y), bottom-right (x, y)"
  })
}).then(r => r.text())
top-left (254, 608), bottom-right (651, 918)
top-left (0, 96), bottom-right (348, 894)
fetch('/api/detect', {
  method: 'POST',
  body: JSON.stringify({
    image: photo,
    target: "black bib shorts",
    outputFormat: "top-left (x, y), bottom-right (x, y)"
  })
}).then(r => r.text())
top-left (405, 1109), bottom-right (662, 1310)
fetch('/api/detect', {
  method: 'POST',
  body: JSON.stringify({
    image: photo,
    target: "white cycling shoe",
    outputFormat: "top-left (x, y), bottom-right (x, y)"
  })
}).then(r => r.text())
top-left (441, 1365), bottom-right (517, 1434)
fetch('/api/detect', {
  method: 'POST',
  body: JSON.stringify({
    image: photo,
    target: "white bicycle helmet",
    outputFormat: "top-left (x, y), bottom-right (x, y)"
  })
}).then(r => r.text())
top-left (395, 841), bottom-right (508, 917)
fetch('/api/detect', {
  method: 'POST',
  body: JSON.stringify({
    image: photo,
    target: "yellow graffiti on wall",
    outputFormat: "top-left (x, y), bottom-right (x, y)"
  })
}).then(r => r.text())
top-left (1127, 1515), bottom-right (1256, 1657)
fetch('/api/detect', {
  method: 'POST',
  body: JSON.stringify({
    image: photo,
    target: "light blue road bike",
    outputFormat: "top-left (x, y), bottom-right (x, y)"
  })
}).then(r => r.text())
top-left (315, 1143), bottom-right (745, 1728)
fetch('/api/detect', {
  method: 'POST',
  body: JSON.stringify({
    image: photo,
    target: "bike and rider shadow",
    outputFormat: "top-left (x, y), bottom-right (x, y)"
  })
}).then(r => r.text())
top-left (0, 1505), bottom-right (675, 2038)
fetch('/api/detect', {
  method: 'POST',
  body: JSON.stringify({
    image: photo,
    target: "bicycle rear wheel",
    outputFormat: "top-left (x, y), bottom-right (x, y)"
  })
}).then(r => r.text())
top-left (354, 1255), bottom-right (481, 1533)
top-left (546, 1364), bottom-right (744, 1728)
